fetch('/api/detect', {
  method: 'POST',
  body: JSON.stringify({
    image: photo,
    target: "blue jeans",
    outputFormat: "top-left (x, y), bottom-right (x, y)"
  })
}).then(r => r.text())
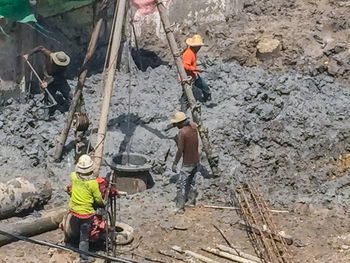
top-left (194, 75), bottom-right (211, 100)
top-left (176, 163), bottom-right (200, 210)
top-left (180, 75), bottom-right (211, 112)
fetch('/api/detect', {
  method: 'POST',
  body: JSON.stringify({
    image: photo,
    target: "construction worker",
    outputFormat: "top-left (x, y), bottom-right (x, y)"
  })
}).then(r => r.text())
top-left (171, 112), bottom-right (200, 213)
top-left (180, 34), bottom-right (211, 112)
top-left (65, 154), bottom-right (104, 263)
top-left (23, 46), bottom-right (71, 117)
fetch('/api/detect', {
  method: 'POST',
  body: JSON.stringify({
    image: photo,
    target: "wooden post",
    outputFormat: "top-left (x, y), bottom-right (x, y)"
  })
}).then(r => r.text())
top-left (94, 0), bottom-right (127, 175)
top-left (155, 1), bottom-right (219, 177)
top-left (0, 207), bottom-right (67, 246)
top-left (54, 18), bottom-right (104, 161)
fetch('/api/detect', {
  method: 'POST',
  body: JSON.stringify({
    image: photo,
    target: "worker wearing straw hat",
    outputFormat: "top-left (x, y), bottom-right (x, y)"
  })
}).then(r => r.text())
top-left (170, 112), bottom-right (200, 213)
top-left (65, 154), bottom-right (104, 263)
top-left (23, 46), bottom-right (71, 118)
top-left (180, 34), bottom-right (212, 112)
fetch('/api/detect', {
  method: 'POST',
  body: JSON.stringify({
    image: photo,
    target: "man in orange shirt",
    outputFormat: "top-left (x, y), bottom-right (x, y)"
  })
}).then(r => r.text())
top-left (181, 34), bottom-right (211, 112)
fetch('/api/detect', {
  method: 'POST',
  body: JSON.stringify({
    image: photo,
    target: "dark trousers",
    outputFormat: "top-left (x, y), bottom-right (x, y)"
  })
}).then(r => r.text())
top-left (45, 77), bottom-right (71, 116)
top-left (180, 75), bottom-right (211, 112)
top-left (65, 215), bottom-right (93, 263)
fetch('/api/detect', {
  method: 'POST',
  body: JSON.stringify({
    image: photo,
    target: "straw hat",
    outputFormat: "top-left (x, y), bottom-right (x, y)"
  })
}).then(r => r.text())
top-left (76, 154), bottom-right (94, 175)
top-left (50, 51), bottom-right (70, 67)
top-left (186, 34), bottom-right (204, 47)
top-left (171, 112), bottom-right (187, 124)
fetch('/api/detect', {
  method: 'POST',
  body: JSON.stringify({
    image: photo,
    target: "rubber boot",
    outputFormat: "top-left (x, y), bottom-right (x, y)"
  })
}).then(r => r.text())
top-left (175, 192), bottom-right (185, 214)
top-left (187, 188), bottom-right (198, 207)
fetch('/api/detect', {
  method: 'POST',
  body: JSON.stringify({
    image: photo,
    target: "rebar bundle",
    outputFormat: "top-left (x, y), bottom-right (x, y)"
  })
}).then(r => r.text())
top-left (234, 183), bottom-right (292, 263)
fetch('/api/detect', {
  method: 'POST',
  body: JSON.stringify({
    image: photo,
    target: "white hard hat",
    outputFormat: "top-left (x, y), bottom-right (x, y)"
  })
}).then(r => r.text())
top-left (76, 154), bottom-right (94, 175)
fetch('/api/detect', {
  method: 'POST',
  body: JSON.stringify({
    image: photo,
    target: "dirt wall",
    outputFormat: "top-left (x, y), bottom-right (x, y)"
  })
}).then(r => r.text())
top-left (0, 2), bottom-right (112, 98)
top-left (0, 21), bottom-right (31, 100)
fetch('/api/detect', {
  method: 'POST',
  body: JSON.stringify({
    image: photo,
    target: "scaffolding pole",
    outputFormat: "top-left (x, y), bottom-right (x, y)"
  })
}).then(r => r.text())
top-left (54, 18), bottom-right (104, 161)
top-left (156, 0), bottom-right (219, 176)
top-left (94, 0), bottom-right (127, 175)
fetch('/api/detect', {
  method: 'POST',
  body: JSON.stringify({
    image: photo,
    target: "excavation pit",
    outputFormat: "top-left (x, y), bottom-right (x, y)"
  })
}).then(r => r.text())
top-left (109, 153), bottom-right (154, 195)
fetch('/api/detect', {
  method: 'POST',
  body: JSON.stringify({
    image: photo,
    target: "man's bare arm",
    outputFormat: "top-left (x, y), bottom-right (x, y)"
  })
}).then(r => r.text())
top-left (23, 45), bottom-right (51, 60)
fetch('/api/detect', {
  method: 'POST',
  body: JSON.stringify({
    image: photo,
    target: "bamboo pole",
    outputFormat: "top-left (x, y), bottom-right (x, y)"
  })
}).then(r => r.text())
top-left (54, 18), bottom-right (104, 161)
top-left (155, 0), bottom-right (219, 177)
top-left (94, 0), bottom-right (127, 175)
top-left (216, 245), bottom-right (262, 263)
top-left (204, 205), bottom-right (239, 210)
top-left (0, 207), bottom-right (67, 246)
top-left (172, 246), bottom-right (219, 263)
top-left (202, 247), bottom-right (259, 263)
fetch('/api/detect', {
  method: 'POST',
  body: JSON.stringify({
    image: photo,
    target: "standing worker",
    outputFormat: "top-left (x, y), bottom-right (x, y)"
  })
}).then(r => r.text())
top-left (171, 112), bottom-right (200, 213)
top-left (180, 34), bottom-right (211, 112)
top-left (65, 154), bottom-right (104, 263)
top-left (23, 46), bottom-right (71, 117)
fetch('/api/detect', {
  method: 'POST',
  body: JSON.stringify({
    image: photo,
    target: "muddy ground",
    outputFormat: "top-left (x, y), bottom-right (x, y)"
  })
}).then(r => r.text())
top-left (1, 0), bottom-right (350, 262)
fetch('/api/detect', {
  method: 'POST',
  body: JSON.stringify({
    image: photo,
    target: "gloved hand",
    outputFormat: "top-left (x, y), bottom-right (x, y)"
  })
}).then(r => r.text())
top-left (172, 162), bottom-right (177, 173)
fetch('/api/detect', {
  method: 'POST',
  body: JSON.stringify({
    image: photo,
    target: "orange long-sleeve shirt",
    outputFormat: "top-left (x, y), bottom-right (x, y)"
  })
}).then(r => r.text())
top-left (182, 47), bottom-right (197, 80)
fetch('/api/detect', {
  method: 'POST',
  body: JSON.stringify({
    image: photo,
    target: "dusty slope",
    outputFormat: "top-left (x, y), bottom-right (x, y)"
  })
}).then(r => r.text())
top-left (140, 0), bottom-right (350, 83)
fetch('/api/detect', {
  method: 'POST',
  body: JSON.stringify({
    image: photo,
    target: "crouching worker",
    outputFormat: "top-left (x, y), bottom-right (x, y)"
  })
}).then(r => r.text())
top-left (65, 154), bottom-right (104, 263)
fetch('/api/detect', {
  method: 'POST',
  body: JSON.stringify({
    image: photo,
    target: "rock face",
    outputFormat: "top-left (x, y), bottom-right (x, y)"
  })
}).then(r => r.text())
top-left (256, 38), bottom-right (281, 60)
top-left (0, 175), bottom-right (52, 219)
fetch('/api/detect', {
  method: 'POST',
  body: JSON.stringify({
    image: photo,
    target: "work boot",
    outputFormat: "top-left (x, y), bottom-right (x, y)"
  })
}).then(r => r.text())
top-left (187, 189), bottom-right (198, 207)
top-left (175, 192), bottom-right (185, 213)
top-left (203, 93), bottom-right (211, 102)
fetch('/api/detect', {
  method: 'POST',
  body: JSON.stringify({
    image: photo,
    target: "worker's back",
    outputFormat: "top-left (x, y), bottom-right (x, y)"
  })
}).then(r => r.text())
top-left (68, 172), bottom-right (103, 215)
top-left (178, 122), bottom-right (200, 165)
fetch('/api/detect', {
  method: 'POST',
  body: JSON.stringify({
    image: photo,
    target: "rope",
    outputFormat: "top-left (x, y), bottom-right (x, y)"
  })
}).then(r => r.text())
top-left (25, 23), bottom-right (61, 44)
top-left (126, 39), bottom-right (133, 164)
top-left (0, 25), bottom-right (9, 37)
top-left (0, 229), bottom-right (136, 263)
top-left (102, 0), bottom-right (119, 74)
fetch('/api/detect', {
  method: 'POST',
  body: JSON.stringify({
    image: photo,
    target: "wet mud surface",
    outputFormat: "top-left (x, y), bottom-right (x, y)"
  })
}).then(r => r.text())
top-left (0, 59), bottom-right (349, 262)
